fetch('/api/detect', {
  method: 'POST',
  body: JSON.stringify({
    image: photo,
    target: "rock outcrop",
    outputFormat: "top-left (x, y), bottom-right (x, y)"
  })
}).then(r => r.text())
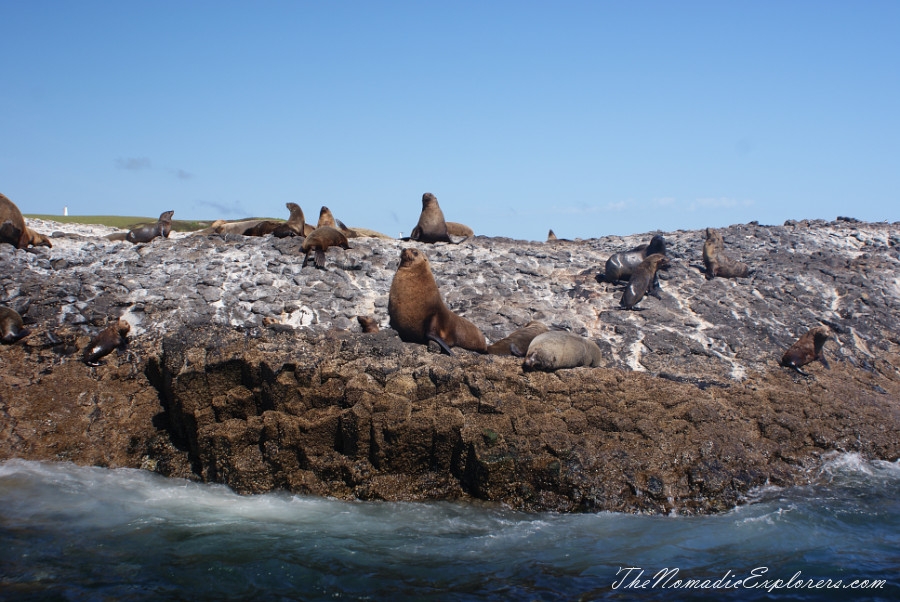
top-left (1, 217), bottom-right (898, 513)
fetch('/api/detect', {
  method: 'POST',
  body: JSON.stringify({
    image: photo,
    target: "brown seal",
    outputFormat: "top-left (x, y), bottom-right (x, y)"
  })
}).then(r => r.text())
top-left (781, 326), bottom-right (831, 375)
top-left (82, 319), bottom-right (130, 366)
top-left (620, 253), bottom-right (669, 310)
top-left (487, 321), bottom-right (549, 356)
top-left (605, 235), bottom-right (666, 283)
top-left (703, 228), bottom-right (749, 279)
top-left (522, 331), bottom-right (603, 371)
top-left (388, 247), bottom-right (486, 355)
top-left (446, 222), bottom-right (474, 238)
top-left (243, 203), bottom-right (306, 238)
top-left (409, 193), bottom-right (452, 243)
top-left (0, 193), bottom-right (52, 249)
top-left (357, 315), bottom-right (380, 333)
top-left (315, 206), bottom-right (337, 229)
top-left (126, 210), bottom-right (174, 244)
top-left (547, 229), bottom-right (558, 241)
top-left (0, 306), bottom-right (30, 344)
top-left (301, 226), bottom-right (350, 268)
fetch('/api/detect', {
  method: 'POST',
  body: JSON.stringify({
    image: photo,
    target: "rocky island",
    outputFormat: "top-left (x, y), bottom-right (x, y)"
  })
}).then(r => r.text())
top-left (1, 217), bottom-right (898, 514)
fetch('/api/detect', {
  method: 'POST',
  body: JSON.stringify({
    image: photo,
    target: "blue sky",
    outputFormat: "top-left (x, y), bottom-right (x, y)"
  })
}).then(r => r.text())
top-left (2, 1), bottom-right (898, 241)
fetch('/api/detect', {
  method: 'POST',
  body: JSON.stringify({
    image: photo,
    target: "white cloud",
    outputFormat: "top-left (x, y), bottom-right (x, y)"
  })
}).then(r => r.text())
top-left (689, 197), bottom-right (754, 210)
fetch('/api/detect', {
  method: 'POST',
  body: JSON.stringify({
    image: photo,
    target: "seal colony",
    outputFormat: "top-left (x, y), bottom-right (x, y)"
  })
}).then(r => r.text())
top-left (2, 190), bottom-right (853, 377)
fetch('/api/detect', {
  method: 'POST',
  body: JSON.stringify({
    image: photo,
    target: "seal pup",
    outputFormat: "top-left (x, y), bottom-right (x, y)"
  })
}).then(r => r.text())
top-left (357, 315), bottom-right (380, 333)
top-left (487, 320), bottom-right (549, 356)
top-left (301, 226), bottom-right (350, 269)
top-left (388, 247), bottom-right (486, 355)
top-left (0, 306), bottom-right (30, 344)
top-left (522, 331), bottom-right (603, 371)
top-left (408, 193), bottom-right (453, 244)
top-left (781, 326), bottom-right (831, 376)
top-left (702, 228), bottom-right (749, 279)
top-left (126, 210), bottom-right (174, 244)
top-left (82, 319), bottom-right (130, 366)
top-left (620, 253), bottom-right (669, 310)
top-left (604, 235), bottom-right (666, 283)
top-left (0, 192), bottom-right (52, 249)
top-left (243, 203), bottom-right (306, 238)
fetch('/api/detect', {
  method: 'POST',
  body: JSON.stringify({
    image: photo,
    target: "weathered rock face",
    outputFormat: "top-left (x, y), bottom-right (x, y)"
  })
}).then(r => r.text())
top-left (1, 217), bottom-right (899, 513)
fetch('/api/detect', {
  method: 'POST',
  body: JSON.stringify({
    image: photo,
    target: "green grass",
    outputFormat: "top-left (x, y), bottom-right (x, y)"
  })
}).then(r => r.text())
top-left (24, 214), bottom-right (281, 233)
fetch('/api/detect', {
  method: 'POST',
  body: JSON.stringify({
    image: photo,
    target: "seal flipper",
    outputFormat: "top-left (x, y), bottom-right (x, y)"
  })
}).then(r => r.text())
top-left (314, 249), bottom-right (326, 269)
top-left (509, 342), bottom-right (525, 357)
top-left (426, 334), bottom-right (455, 356)
top-left (819, 355), bottom-right (831, 370)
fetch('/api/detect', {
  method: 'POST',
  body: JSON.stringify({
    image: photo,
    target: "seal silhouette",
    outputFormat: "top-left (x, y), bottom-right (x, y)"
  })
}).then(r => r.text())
top-left (388, 247), bottom-right (486, 355)
top-left (126, 210), bottom-right (174, 244)
top-left (0, 192), bottom-right (52, 249)
top-left (0, 306), bottom-right (30, 344)
top-left (702, 228), bottom-right (749, 279)
top-left (301, 226), bottom-right (350, 269)
top-left (605, 235), bottom-right (666, 283)
top-left (522, 331), bottom-right (603, 371)
top-left (781, 326), bottom-right (831, 376)
top-left (487, 321), bottom-right (549, 356)
top-left (83, 319), bottom-right (130, 366)
top-left (621, 253), bottom-right (669, 310)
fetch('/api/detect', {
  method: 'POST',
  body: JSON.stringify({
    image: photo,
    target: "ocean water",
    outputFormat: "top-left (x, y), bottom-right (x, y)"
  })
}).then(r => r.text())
top-left (1, 454), bottom-right (898, 601)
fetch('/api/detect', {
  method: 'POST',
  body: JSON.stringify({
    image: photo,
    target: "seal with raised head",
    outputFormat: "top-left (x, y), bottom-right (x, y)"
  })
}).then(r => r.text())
top-left (781, 326), bottom-right (831, 376)
top-left (357, 315), bottom-right (380, 333)
top-left (126, 210), bottom-right (174, 244)
top-left (621, 253), bottom-right (669, 310)
top-left (0, 306), bottom-right (30, 344)
top-left (605, 234), bottom-right (666, 283)
top-left (243, 203), bottom-right (306, 238)
top-left (0, 193), bottom-right (52, 249)
top-left (301, 226), bottom-right (350, 269)
top-left (546, 229), bottom-right (558, 241)
top-left (388, 247), bottom-right (486, 355)
top-left (83, 319), bottom-right (130, 366)
top-left (487, 320), bottom-right (549, 356)
top-left (408, 193), bottom-right (452, 244)
top-left (522, 331), bottom-right (603, 371)
top-left (702, 227), bottom-right (749, 279)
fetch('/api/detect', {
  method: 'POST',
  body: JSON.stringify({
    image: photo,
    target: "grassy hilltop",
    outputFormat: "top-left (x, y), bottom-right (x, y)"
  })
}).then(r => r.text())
top-left (24, 215), bottom-right (281, 233)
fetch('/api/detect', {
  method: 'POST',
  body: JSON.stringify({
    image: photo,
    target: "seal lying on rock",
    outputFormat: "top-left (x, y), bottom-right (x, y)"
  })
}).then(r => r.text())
top-left (388, 247), bottom-right (486, 355)
top-left (781, 326), bottom-right (831, 376)
top-left (301, 227), bottom-right (350, 269)
top-left (522, 331), bottom-right (603, 371)
top-left (605, 234), bottom-right (666, 283)
top-left (446, 222), bottom-right (474, 238)
top-left (0, 306), bottom-right (30, 343)
top-left (703, 228), bottom-right (749, 279)
top-left (621, 253), bottom-right (669, 310)
top-left (0, 193), bottom-right (52, 249)
top-left (243, 203), bottom-right (306, 238)
top-left (126, 210), bottom-right (174, 244)
top-left (83, 319), bottom-right (130, 366)
top-left (487, 320), bottom-right (549, 356)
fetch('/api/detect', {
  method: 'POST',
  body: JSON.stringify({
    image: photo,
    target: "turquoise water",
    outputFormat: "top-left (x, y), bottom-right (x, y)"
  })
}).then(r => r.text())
top-left (1, 454), bottom-right (898, 601)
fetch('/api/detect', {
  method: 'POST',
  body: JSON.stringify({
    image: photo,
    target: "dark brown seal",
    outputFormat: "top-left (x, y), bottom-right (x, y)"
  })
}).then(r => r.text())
top-left (388, 247), bottom-right (486, 355)
top-left (621, 253), bottom-right (669, 310)
top-left (82, 319), bottom-right (130, 366)
top-left (243, 203), bottom-right (306, 238)
top-left (0, 192), bottom-right (52, 249)
top-left (605, 235), bottom-right (666, 283)
top-left (316, 206), bottom-right (337, 229)
top-left (522, 331), bottom-right (603, 371)
top-left (781, 326), bottom-right (831, 375)
top-left (703, 228), bottom-right (749, 279)
top-left (0, 306), bottom-right (30, 344)
top-left (409, 193), bottom-right (452, 243)
top-left (126, 210), bottom-right (174, 244)
top-left (301, 226), bottom-right (350, 269)
top-left (546, 229), bottom-right (558, 241)
top-left (357, 315), bottom-right (380, 333)
top-left (487, 321), bottom-right (549, 356)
